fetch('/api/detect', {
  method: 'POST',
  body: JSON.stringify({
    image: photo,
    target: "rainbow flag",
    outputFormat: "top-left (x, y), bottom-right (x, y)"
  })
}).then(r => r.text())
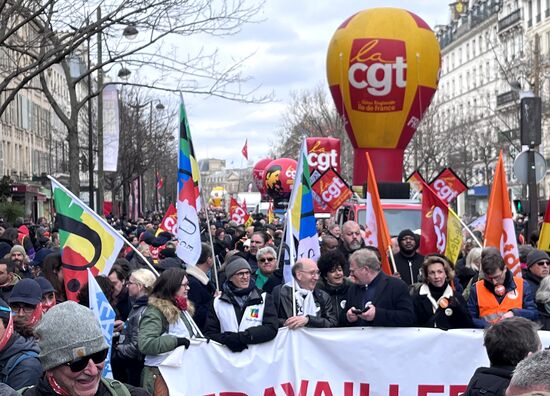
top-left (176, 98), bottom-right (202, 266)
top-left (50, 176), bottom-right (125, 301)
top-left (284, 140), bottom-right (320, 281)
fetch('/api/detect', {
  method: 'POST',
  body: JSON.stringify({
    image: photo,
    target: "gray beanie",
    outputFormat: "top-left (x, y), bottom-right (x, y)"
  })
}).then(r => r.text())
top-left (526, 249), bottom-right (550, 268)
top-left (225, 257), bottom-right (252, 279)
top-left (35, 301), bottom-right (108, 370)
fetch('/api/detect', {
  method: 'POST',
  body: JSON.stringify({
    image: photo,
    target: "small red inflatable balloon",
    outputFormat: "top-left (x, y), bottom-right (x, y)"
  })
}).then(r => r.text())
top-left (264, 158), bottom-right (297, 201)
top-left (253, 158), bottom-right (273, 195)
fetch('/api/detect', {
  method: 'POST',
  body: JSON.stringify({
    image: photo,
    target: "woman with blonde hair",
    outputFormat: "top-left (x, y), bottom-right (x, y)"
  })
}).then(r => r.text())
top-left (113, 268), bottom-right (157, 386)
top-left (535, 275), bottom-right (550, 330)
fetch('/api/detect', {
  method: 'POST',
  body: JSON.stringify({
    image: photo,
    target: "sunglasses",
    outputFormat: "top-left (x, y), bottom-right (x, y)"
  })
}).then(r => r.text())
top-left (536, 262), bottom-right (550, 267)
top-left (259, 257), bottom-right (275, 263)
top-left (65, 349), bottom-right (108, 372)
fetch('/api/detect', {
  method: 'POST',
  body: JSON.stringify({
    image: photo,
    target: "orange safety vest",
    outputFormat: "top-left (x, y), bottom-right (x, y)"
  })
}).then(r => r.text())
top-left (476, 277), bottom-right (524, 325)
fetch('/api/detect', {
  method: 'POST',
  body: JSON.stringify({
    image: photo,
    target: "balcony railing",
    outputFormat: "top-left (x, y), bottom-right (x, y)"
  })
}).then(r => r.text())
top-left (496, 90), bottom-right (518, 107)
top-left (498, 9), bottom-right (522, 32)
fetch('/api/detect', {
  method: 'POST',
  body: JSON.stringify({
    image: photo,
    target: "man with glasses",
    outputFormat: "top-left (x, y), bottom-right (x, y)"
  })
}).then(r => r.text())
top-left (20, 300), bottom-right (147, 395)
top-left (254, 246), bottom-right (283, 293)
top-left (342, 249), bottom-right (415, 327)
top-left (8, 279), bottom-right (43, 336)
top-left (205, 257), bottom-right (278, 352)
top-left (272, 258), bottom-right (338, 329)
top-left (468, 247), bottom-right (539, 328)
top-left (524, 249), bottom-right (550, 296)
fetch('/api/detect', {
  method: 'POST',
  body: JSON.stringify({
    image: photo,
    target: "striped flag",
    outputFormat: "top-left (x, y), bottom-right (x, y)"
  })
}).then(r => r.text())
top-left (50, 176), bottom-right (125, 301)
top-left (283, 140), bottom-right (320, 281)
top-left (484, 152), bottom-right (521, 276)
top-left (176, 98), bottom-right (202, 266)
top-left (538, 200), bottom-right (550, 251)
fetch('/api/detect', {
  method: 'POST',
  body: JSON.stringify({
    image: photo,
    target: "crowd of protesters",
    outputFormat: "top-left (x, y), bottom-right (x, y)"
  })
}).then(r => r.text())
top-left (0, 211), bottom-right (549, 395)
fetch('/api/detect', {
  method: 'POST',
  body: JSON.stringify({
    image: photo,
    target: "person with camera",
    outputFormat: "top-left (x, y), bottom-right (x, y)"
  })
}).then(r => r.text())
top-left (341, 248), bottom-right (416, 327)
top-left (413, 255), bottom-right (473, 329)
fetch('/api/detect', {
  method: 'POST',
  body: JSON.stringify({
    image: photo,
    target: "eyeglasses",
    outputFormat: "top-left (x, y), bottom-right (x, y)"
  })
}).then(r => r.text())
top-left (299, 270), bottom-right (320, 277)
top-left (349, 267), bottom-right (366, 275)
top-left (485, 271), bottom-right (505, 283)
top-left (536, 262), bottom-right (550, 267)
top-left (65, 349), bottom-right (108, 372)
top-left (233, 271), bottom-right (251, 278)
top-left (10, 303), bottom-right (35, 314)
top-left (259, 257), bottom-right (275, 263)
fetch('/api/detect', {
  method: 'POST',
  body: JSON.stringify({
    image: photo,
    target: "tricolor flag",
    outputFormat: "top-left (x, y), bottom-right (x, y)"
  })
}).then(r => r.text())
top-left (176, 98), bottom-right (202, 266)
top-left (50, 176), bottom-right (125, 301)
top-left (419, 181), bottom-right (463, 264)
top-left (284, 140), bottom-right (320, 282)
top-left (484, 152), bottom-right (521, 276)
top-left (538, 200), bottom-right (550, 251)
top-left (364, 153), bottom-right (392, 275)
top-left (242, 139), bottom-right (248, 160)
top-left (88, 270), bottom-right (116, 379)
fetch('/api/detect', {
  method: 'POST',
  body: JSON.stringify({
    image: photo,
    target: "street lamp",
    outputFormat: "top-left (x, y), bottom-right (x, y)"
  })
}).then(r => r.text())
top-left (117, 67), bottom-right (131, 80)
top-left (122, 25), bottom-right (139, 40)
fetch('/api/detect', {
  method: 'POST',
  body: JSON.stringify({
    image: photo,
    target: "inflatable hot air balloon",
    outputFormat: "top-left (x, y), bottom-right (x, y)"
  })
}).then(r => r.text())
top-left (327, 8), bottom-right (441, 184)
top-left (264, 158), bottom-right (297, 203)
top-left (252, 158), bottom-right (273, 196)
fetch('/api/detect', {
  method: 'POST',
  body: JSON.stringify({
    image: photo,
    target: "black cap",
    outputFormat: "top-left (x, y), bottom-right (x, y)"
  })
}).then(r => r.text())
top-left (8, 278), bottom-right (41, 306)
top-left (35, 276), bottom-right (55, 295)
top-left (397, 229), bottom-right (416, 243)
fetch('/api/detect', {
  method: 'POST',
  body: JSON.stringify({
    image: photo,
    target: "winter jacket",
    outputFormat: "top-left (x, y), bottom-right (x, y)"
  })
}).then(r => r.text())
top-left (255, 269), bottom-right (284, 294)
top-left (0, 333), bottom-right (42, 390)
top-left (537, 302), bottom-right (550, 331)
top-left (467, 271), bottom-right (539, 328)
top-left (115, 295), bottom-right (148, 361)
top-left (341, 272), bottom-right (416, 327)
top-left (0, 274), bottom-right (20, 302)
top-left (186, 265), bottom-right (216, 332)
top-left (523, 269), bottom-right (543, 296)
top-left (393, 251), bottom-right (424, 286)
top-left (462, 365), bottom-right (514, 396)
top-left (337, 240), bottom-right (366, 276)
top-left (114, 288), bottom-right (132, 322)
top-left (272, 284), bottom-right (338, 328)
top-left (204, 285), bottom-right (278, 346)
top-left (20, 377), bottom-right (149, 395)
top-left (413, 283), bottom-right (473, 329)
top-left (317, 278), bottom-right (351, 325)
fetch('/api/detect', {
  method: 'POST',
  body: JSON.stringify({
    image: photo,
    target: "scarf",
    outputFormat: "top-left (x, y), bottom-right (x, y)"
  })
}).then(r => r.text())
top-left (223, 281), bottom-right (255, 309)
top-left (0, 314), bottom-right (14, 351)
top-left (284, 282), bottom-right (317, 316)
top-left (28, 303), bottom-right (43, 326)
top-left (46, 372), bottom-right (71, 396)
top-left (42, 299), bottom-right (56, 313)
top-left (173, 295), bottom-right (188, 311)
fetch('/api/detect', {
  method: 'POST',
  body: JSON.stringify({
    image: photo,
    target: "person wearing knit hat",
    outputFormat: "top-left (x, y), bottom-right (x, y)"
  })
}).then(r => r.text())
top-left (204, 256), bottom-right (278, 353)
top-left (0, 297), bottom-right (42, 390)
top-left (524, 249), bottom-right (550, 296)
top-left (393, 228), bottom-right (425, 286)
top-left (10, 245), bottom-right (31, 280)
top-left (23, 301), bottom-right (148, 396)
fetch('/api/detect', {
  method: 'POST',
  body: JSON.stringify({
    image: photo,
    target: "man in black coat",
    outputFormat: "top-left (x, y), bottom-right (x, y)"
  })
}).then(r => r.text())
top-left (393, 229), bottom-right (424, 286)
top-left (463, 317), bottom-right (541, 396)
top-left (523, 249), bottom-right (550, 296)
top-left (187, 243), bottom-right (217, 331)
top-left (341, 248), bottom-right (415, 327)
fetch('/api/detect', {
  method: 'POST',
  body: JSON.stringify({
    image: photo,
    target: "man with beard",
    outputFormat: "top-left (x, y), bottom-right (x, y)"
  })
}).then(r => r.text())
top-left (0, 259), bottom-right (19, 302)
top-left (338, 221), bottom-right (365, 276)
top-left (393, 229), bottom-right (424, 286)
top-left (10, 246), bottom-right (32, 280)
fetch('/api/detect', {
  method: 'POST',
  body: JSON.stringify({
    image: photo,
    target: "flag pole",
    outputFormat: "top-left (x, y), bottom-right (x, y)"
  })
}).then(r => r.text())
top-left (449, 207), bottom-right (483, 249)
top-left (286, 211), bottom-right (297, 317)
top-left (202, 194), bottom-right (220, 292)
top-left (123, 240), bottom-right (160, 277)
top-left (388, 245), bottom-right (397, 274)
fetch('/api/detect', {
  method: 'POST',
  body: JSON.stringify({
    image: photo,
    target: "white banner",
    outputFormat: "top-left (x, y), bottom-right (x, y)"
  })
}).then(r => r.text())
top-left (102, 85), bottom-right (120, 172)
top-left (159, 327), bottom-right (550, 396)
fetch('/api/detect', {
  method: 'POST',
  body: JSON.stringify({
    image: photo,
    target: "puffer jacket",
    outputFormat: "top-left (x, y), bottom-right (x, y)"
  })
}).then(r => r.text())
top-left (0, 332), bottom-right (42, 390)
top-left (272, 284), bottom-right (338, 328)
top-left (463, 365), bottom-right (514, 396)
top-left (115, 295), bottom-right (148, 361)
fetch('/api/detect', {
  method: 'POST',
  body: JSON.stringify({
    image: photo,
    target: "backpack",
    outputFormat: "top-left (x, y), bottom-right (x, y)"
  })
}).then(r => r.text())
top-left (0, 350), bottom-right (39, 384)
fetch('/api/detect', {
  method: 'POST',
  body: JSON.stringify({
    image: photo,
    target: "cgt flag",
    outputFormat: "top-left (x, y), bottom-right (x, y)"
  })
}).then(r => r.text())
top-left (420, 182), bottom-right (463, 264)
top-left (157, 203), bottom-right (177, 235)
top-left (50, 176), bottom-right (126, 301)
top-left (538, 200), bottom-right (550, 251)
top-left (177, 97), bottom-right (202, 266)
top-left (429, 168), bottom-right (467, 204)
top-left (229, 197), bottom-right (249, 226)
top-left (364, 153), bottom-right (392, 275)
top-left (406, 170), bottom-right (426, 194)
top-left (484, 152), bottom-right (521, 276)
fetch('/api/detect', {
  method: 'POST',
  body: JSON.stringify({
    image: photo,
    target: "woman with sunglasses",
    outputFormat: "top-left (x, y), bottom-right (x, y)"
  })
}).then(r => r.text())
top-left (138, 268), bottom-right (200, 394)
top-left (413, 255), bottom-right (473, 330)
top-left (254, 246), bottom-right (283, 293)
top-left (204, 257), bottom-right (278, 352)
top-left (112, 269), bottom-right (156, 387)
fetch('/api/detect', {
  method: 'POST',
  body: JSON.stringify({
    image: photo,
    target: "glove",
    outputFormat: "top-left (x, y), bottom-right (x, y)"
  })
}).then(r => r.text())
top-left (221, 332), bottom-right (248, 353)
top-left (176, 337), bottom-right (190, 349)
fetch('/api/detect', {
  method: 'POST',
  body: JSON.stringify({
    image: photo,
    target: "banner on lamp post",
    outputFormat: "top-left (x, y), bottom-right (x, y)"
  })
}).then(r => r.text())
top-left (102, 85), bottom-right (120, 172)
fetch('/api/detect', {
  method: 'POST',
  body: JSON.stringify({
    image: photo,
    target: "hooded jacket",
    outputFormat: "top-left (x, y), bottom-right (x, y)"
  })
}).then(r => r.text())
top-left (0, 332), bottom-right (42, 389)
top-left (463, 365), bottom-right (514, 396)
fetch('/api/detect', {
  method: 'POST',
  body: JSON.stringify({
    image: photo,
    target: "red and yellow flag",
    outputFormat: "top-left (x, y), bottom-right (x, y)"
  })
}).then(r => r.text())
top-left (406, 170), bottom-right (426, 194)
top-left (229, 197), bottom-right (251, 226)
top-left (363, 153), bottom-right (392, 275)
top-left (538, 200), bottom-right (550, 251)
top-left (419, 182), bottom-right (462, 264)
top-left (156, 203), bottom-right (177, 236)
top-left (484, 152), bottom-right (521, 276)
top-left (267, 202), bottom-right (274, 224)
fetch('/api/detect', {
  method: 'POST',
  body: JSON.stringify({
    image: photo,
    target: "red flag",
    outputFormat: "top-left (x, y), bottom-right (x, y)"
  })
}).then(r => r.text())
top-left (406, 170), bottom-right (426, 194)
top-left (428, 168), bottom-right (467, 204)
top-left (484, 152), bottom-right (521, 276)
top-left (156, 171), bottom-right (164, 190)
top-left (157, 203), bottom-right (177, 234)
top-left (230, 197), bottom-right (249, 225)
top-left (538, 200), bottom-right (550, 251)
top-left (364, 153), bottom-right (392, 275)
top-left (419, 181), bottom-right (463, 264)
top-left (242, 139), bottom-right (248, 160)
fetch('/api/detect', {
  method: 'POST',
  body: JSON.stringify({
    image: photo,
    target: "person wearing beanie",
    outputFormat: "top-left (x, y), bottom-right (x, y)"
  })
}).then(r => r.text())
top-left (20, 301), bottom-right (147, 396)
top-left (138, 268), bottom-right (200, 395)
top-left (10, 245), bottom-right (32, 280)
top-left (393, 229), bottom-right (424, 286)
top-left (204, 256), bottom-right (278, 353)
top-left (0, 297), bottom-right (41, 390)
top-left (523, 249), bottom-right (550, 296)
top-left (8, 278), bottom-right (43, 337)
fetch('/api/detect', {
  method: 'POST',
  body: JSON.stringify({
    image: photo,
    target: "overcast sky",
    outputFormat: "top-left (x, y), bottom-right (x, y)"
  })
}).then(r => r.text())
top-left (172, 0), bottom-right (451, 168)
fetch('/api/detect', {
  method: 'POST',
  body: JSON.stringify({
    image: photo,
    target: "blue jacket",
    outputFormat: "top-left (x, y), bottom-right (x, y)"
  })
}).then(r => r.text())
top-left (467, 271), bottom-right (539, 328)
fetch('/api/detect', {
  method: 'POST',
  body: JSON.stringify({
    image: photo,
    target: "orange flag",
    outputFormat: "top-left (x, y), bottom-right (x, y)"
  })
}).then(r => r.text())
top-left (484, 151), bottom-right (521, 276)
top-left (364, 153), bottom-right (392, 275)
